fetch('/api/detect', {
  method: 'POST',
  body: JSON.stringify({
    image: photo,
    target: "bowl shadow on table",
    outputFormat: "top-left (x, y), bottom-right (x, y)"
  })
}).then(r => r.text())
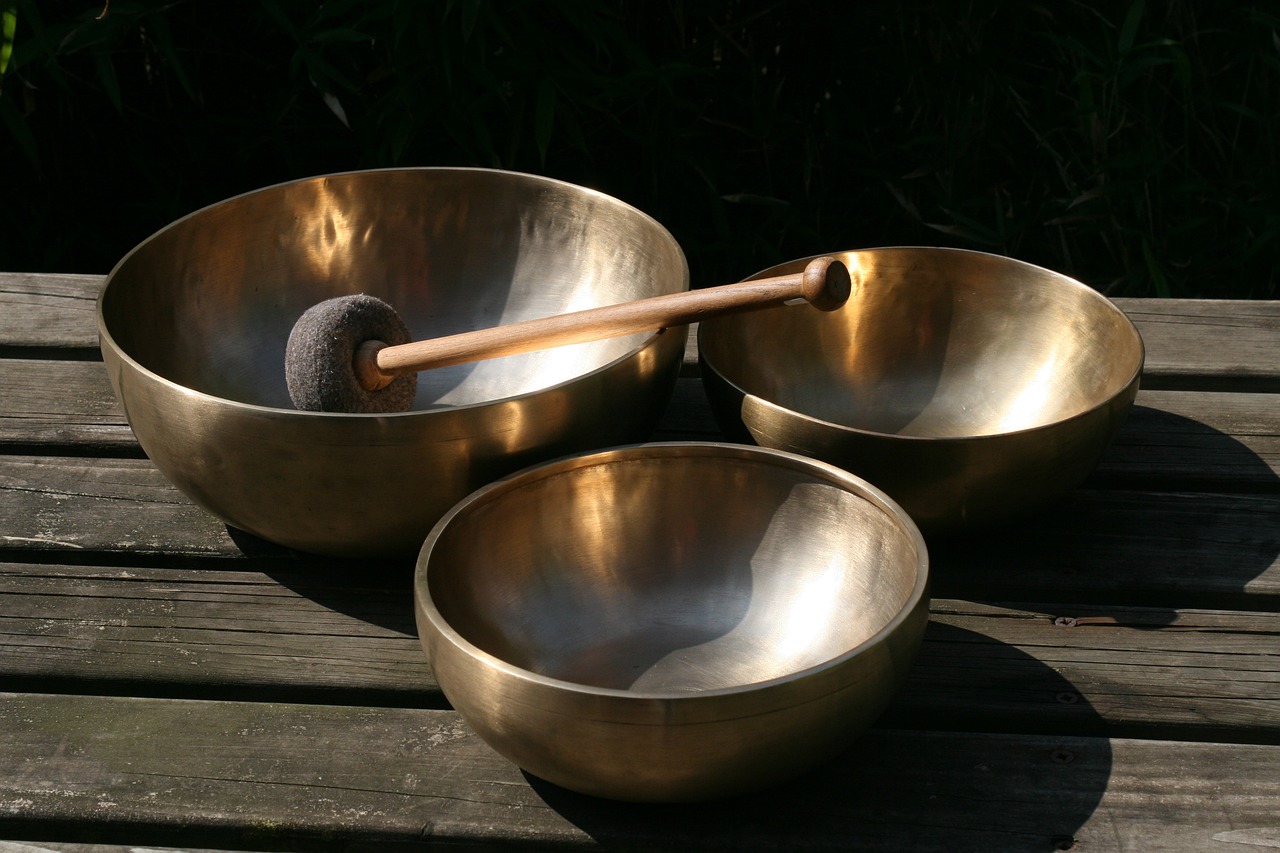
top-left (527, 623), bottom-right (1109, 853)
top-left (924, 404), bottom-right (1280, 613)
top-left (226, 528), bottom-right (422, 635)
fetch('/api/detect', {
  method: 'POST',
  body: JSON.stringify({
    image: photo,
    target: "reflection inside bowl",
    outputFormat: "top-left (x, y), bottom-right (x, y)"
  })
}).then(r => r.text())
top-left (415, 442), bottom-right (931, 801)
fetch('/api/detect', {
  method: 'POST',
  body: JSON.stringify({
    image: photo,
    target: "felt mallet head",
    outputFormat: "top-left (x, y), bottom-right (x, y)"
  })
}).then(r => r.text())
top-left (285, 293), bottom-right (418, 413)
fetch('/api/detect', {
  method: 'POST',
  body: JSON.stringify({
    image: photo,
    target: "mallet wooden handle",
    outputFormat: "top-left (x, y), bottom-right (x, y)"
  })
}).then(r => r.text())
top-left (356, 256), bottom-right (851, 390)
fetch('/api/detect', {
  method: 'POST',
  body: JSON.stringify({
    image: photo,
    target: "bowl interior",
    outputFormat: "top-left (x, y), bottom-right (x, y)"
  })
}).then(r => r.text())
top-left (424, 446), bottom-right (924, 694)
top-left (700, 248), bottom-right (1143, 438)
top-left (101, 168), bottom-right (688, 410)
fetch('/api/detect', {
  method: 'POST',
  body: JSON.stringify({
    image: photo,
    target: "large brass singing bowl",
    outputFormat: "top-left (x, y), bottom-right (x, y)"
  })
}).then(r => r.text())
top-left (98, 168), bottom-right (689, 558)
top-left (699, 247), bottom-right (1145, 533)
top-left (415, 442), bottom-right (930, 802)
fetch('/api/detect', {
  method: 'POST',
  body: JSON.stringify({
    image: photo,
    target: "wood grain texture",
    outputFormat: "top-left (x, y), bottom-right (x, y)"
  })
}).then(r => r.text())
top-left (0, 455), bottom-right (242, 556)
top-left (0, 843), bottom-right (262, 853)
top-left (1114, 298), bottom-right (1280, 391)
top-left (0, 692), bottom-right (1276, 852)
top-left (902, 601), bottom-right (1280, 742)
top-left (1096, 391), bottom-right (1279, 491)
top-left (0, 274), bottom-right (102, 352)
top-left (0, 360), bottom-right (137, 453)
top-left (0, 561), bottom-right (428, 705)
top-left (4, 454), bottom-right (1274, 603)
top-left (2, 273), bottom-right (1278, 853)
top-left (4, 360), bottom-right (1278, 493)
top-left (1, 559), bottom-right (1277, 742)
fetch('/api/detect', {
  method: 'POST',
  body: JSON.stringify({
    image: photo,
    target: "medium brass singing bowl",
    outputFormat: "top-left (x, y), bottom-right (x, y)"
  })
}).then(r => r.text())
top-left (415, 442), bottom-right (930, 802)
top-left (97, 168), bottom-right (689, 558)
top-left (699, 248), bottom-right (1145, 533)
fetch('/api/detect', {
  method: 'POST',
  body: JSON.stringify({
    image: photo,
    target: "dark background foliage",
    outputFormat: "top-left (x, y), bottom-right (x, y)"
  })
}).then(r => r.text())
top-left (2, 0), bottom-right (1277, 297)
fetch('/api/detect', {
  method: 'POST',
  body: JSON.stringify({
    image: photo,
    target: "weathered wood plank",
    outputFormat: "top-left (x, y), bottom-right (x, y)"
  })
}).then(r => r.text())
top-left (1114, 298), bottom-right (1280, 391)
top-left (903, 601), bottom-right (1280, 742)
top-left (0, 274), bottom-right (102, 353)
top-left (0, 455), bottom-right (244, 557)
top-left (0, 843), bottom-right (248, 853)
top-left (0, 561), bottom-right (428, 706)
top-left (2, 279), bottom-right (1277, 853)
top-left (5, 453), bottom-right (1274, 604)
top-left (1096, 392), bottom-right (1279, 491)
top-left (0, 359), bottom-right (725, 452)
top-left (929, 489), bottom-right (1280, 606)
top-left (1, 692), bottom-right (1276, 852)
top-left (3, 355), bottom-right (1277, 492)
top-left (0, 361), bottom-right (137, 453)
top-left (1, 561), bottom-right (1277, 742)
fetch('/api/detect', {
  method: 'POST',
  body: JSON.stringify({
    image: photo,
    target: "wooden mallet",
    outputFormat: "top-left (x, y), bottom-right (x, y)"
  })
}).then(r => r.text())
top-left (285, 256), bottom-right (852, 413)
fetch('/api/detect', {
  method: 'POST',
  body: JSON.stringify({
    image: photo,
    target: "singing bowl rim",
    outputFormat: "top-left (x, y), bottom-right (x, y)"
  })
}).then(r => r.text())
top-left (414, 441), bottom-right (930, 708)
top-left (700, 246), bottom-right (1146, 444)
top-left (96, 166), bottom-right (677, 419)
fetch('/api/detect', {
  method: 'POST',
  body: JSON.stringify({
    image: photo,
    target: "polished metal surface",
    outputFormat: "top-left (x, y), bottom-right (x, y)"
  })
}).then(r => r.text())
top-left (699, 247), bottom-right (1145, 532)
top-left (415, 442), bottom-right (930, 802)
top-left (98, 168), bottom-right (689, 557)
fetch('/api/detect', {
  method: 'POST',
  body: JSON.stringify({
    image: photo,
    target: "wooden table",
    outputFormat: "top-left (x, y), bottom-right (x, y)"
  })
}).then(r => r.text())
top-left (1, 272), bottom-right (1277, 852)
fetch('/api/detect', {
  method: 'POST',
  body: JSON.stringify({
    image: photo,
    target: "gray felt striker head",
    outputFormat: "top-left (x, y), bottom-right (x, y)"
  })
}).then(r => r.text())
top-left (285, 294), bottom-right (418, 413)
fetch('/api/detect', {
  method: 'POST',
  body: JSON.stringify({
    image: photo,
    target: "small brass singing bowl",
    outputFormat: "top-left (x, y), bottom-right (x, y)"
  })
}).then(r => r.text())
top-left (415, 442), bottom-right (930, 802)
top-left (97, 168), bottom-right (688, 558)
top-left (699, 248), bottom-right (1145, 533)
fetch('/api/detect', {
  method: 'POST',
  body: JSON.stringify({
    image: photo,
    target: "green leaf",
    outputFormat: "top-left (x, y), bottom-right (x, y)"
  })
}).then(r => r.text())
top-left (1119, 0), bottom-right (1144, 54)
top-left (460, 0), bottom-right (481, 42)
top-left (302, 50), bottom-right (357, 93)
top-left (312, 0), bottom-right (367, 27)
top-left (1117, 51), bottom-right (1178, 88)
top-left (1, 6), bottom-right (15, 78)
top-left (311, 28), bottom-right (372, 44)
top-left (258, 0), bottom-right (299, 40)
top-left (93, 47), bottom-right (121, 113)
top-left (1219, 101), bottom-right (1267, 124)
